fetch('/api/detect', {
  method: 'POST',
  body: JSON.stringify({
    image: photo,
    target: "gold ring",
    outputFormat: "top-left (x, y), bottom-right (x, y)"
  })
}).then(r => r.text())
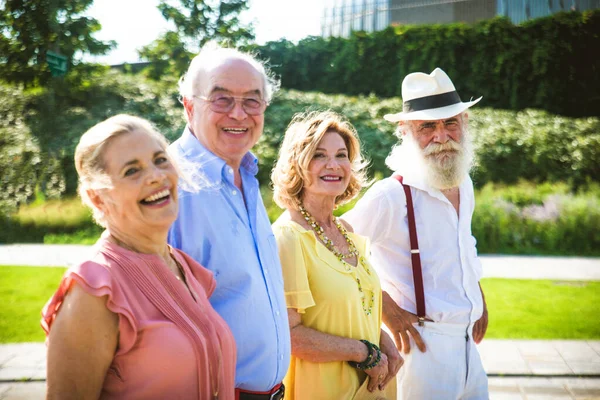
top-left (378, 374), bottom-right (385, 381)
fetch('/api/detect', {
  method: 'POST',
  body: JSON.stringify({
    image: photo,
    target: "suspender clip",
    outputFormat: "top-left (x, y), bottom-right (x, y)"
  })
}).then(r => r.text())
top-left (418, 317), bottom-right (425, 327)
top-left (410, 249), bottom-right (420, 254)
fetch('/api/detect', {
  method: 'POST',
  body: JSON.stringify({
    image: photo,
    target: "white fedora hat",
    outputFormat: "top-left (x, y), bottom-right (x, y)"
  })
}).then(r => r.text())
top-left (384, 68), bottom-right (482, 122)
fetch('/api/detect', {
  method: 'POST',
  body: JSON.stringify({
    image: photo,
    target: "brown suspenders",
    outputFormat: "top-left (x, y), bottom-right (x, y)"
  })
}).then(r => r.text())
top-left (393, 175), bottom-right (427, 326)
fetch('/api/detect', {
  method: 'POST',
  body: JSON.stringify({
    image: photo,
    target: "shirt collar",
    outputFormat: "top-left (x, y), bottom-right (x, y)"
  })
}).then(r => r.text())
top-left (177, 126), bottom-right (259, 183)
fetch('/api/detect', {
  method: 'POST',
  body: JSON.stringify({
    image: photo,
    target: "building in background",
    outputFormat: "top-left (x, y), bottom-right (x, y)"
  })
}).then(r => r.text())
top-left (321, 0), bottom-right (600, 37)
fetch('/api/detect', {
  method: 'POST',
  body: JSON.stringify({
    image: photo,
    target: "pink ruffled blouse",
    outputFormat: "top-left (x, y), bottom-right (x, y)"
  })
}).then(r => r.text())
top-left (41, 237), bottom-right (236, 399)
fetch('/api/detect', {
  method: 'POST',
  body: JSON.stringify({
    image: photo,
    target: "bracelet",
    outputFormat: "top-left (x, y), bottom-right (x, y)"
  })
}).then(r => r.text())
top-left (348, 340), bottom-right (381, 370)
top-left (348, 340), bottom-right (373, 369)
top-left (362, 344), bottom-right (382, 370)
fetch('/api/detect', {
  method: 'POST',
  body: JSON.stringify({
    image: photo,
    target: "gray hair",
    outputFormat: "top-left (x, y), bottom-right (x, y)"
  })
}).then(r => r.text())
top-left (178, 41), bottom-right (280, 103)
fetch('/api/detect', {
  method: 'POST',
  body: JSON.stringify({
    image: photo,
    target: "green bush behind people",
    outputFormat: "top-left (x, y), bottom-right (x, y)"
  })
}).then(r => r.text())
top-left (248, 11), bottom-right (600, 118)
top-left (1, 71), bottom-right (599, 255)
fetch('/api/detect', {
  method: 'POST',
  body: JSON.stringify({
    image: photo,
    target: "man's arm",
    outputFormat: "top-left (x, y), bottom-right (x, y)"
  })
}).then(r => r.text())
top-left (472, 283), bottom-right (488, 344)
top-left (382, 291), bottom-right (426, 354)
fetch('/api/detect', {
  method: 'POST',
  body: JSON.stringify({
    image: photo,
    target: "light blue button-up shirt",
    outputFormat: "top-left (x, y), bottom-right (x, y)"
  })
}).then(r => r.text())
top-left (168, 127), bottom-right (291, 391)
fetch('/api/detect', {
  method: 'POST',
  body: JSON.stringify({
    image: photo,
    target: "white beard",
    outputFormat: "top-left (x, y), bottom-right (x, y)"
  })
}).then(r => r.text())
top-left (385, 128), bottom-right (473, 190)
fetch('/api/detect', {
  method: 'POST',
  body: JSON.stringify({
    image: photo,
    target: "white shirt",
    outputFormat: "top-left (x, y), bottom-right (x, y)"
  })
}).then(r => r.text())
top-left (344, 173), bottom-right (484, 325)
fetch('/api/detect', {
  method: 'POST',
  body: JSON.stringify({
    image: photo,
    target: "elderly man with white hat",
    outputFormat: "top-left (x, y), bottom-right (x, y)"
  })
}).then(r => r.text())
top-left (344, 68), bottom-right (489, 399)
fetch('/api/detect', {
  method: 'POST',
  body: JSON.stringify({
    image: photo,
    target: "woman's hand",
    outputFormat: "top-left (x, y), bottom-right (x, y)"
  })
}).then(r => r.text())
top-left (378, 330), bottom-right (403, 389)
top-left (364, 351), bottom-right (389, 392)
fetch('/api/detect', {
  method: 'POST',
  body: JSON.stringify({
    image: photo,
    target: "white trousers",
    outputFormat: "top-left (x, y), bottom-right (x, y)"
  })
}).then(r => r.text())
top-left (396, 322), bottom-right (488, 400)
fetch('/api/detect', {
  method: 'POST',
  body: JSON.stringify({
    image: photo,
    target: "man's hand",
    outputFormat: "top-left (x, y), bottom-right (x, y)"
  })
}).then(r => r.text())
top-left (382, 291), bottom-right (426, 354)
top-left (378, 330), bottom-right (403, 390)
top-left (473, 283), bottom-right (488, 344)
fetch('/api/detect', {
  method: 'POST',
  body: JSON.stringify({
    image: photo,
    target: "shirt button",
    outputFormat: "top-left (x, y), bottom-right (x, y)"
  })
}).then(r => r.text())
top-left (276, 310), bottom-right (280, 316)
top-left (280, 355), bottom-right (284, 360)
top-left (265, 268), bottom-right (269, 274)
top-left (228, 167), bottom-right (233, 174)
top-left (232, 190), bottom-right (237, 195)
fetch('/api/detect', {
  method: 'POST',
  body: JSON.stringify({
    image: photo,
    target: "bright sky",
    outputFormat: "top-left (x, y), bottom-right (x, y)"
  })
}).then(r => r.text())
top-left (86, 0), bottom-right (324, 65)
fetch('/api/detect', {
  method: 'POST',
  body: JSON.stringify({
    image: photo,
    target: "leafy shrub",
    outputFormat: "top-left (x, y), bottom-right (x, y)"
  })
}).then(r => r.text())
top-left (469, 109), bottom-right (600, 188)
top-left (472, 182), bottom-right (600, 255)
top-left (0, 196), bottom-right (101, 244)
top-left (0, 70), bottom-right (184, 214)
top-left (263, 91), bottom-right (600, 190)
top-left (2, 75), bottom-right (599, 221)
top-left (0, 85), bottom-right (45, 216)
top-left (250, 11), bottom-right (600, 118)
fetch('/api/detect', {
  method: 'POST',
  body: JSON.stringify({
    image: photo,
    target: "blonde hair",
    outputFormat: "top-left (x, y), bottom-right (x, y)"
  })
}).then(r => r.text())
top-left (74, 114), bottom-right (170, 227)
top-left (271, 111), bottom-right (368, 210)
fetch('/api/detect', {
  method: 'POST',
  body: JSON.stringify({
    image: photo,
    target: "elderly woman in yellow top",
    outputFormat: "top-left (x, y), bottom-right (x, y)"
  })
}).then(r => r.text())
top-left (271, 111), bottom-right (402, 399)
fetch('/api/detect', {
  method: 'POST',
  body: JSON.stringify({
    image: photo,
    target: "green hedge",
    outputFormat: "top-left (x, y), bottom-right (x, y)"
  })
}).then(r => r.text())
top-left (263, 91), bottom-right (600, 189)
top-left (0, 196), bottom-right (101, 244)
top-left (1, 75), bottom-right (599, 217)
top-left (472, 181), bottom-right (600, 255)
top-left (250, 11), bottom-right (600, 118)
top-left (0, 69), bottom-right (183, 215)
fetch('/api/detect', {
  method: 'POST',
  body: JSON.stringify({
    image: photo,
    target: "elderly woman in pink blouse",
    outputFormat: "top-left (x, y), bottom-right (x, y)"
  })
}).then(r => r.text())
top-left (41, 114), bottom-right (235, 399)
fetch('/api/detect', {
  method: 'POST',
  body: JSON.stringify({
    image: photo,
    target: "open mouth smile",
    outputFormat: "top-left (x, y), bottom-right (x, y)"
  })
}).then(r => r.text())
top-left (222, 127), bottom-right (248, 135)
top-left (320, 175), bottom-right (343, 182)
top-left (140, 188), bottom-right (171, 205)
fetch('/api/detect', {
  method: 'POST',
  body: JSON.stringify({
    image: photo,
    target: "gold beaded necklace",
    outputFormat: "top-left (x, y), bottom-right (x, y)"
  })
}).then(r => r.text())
top-left (298, 204), bottom-right (375, 316)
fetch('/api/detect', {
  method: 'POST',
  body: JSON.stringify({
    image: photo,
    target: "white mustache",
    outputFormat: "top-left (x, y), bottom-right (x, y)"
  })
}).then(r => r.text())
top-left (423, 140), bottom-right (462, 156)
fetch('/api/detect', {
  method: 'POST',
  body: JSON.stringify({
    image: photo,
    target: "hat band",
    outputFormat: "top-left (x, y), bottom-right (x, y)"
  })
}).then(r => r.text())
top-left (403, 91), bottom-right (462, 113)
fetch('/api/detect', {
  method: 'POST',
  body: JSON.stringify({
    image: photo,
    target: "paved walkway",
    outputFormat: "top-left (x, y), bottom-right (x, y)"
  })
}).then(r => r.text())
top-left (1, 246), bottom-right (599, 398)
top-left (1, 244), bottom-right (600, 281)
top-left (1, 340), bottom-right (599, 399)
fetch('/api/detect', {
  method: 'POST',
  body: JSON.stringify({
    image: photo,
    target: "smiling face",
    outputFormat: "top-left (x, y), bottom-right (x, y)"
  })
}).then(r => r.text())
top-left (90, 129), bottom-right (179, 235)
top-left (184, 58), bottom-right (265, 169)
top-left (303, 131), bottom-right (352, 202)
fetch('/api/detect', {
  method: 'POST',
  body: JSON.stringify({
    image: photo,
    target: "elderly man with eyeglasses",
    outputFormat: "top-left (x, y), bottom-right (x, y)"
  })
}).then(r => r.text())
top-left (168, 42), bottom-right (290, 400)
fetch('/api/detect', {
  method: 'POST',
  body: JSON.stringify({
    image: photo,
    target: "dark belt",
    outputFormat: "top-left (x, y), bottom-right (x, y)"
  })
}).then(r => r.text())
top-left (235, 383), bottom-right (285, 400)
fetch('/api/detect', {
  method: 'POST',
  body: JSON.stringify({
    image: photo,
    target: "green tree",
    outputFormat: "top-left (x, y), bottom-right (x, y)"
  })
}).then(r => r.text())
top-left (0, 0), bottom-right (114, 86)
top-left (139, 0), bottom-right (254, 79)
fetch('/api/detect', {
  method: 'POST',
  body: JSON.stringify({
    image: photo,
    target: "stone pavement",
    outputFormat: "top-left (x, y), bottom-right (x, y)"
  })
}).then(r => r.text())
top-left (487, 377), bottom-right (600, 399)
top-left (1, 244), bottom-right (600, 281)
top-left (0, 244), bottom-right (91, 268)
top-left (1, 340), bottom-right (599, 399)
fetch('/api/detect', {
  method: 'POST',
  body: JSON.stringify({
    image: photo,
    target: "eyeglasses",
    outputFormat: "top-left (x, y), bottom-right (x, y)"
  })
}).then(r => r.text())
top-left (193, 95), bottom-right (267, 115)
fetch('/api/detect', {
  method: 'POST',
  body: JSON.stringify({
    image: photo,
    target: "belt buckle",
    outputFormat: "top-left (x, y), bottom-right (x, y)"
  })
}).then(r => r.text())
top-left (269, 384), bottom-right (285, 400)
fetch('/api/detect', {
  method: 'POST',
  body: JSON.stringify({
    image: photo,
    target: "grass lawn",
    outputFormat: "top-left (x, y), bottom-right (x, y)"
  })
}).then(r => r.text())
top-left (0, 266), bottom-right (66, 343)
top-left (481, 278), bottom-right (600, 339)
top-left (0, 267), bottom-right (598, 342)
